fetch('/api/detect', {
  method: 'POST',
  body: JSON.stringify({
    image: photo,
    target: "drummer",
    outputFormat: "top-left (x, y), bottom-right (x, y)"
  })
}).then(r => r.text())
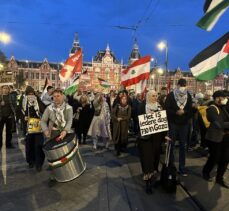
top-left (22, 86), bottom-right (46, 172)
top-left (41, 88), bottom-right (73, 186)
top-left (41, 88), bottom-right (73, 140)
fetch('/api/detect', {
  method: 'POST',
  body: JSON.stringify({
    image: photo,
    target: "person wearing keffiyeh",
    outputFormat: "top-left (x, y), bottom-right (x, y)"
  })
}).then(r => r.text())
top-left (41, 89), bottom-right (73, 140)
top-left (87, 93), bottom-right (111, 150)
top-left (22, 86), bottom-right (46, 172)
top-left (165, 78), bottom-right (192, 177)
top-left (41, 89), bottom-right (73, 187)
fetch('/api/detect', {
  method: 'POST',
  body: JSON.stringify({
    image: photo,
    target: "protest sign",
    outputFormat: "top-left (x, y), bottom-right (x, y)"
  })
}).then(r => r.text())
top-left (138, 110), bottom-right (169, 136)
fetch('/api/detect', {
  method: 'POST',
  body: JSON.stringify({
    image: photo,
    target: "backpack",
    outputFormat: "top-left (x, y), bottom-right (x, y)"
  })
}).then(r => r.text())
top-left (160, 141), bottom-right (177, 193)
top-left (198, 104), bottom-right (220, 128)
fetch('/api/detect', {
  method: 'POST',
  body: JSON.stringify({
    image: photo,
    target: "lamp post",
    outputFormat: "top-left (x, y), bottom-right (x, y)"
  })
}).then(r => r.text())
top-left (157, 67), bottom-right (164, 92)
top-left (151, 74), bottom-right (155, 89)
top-left (157, 41), bottom-right (168, 71)
top-left (25, 60), bottom-right (30, 86)
top-left (157, 41), bottom-right (168, 86)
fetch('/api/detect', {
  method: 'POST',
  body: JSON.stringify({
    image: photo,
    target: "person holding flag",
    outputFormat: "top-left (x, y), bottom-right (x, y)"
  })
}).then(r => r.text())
top-left (42, 86), bottom-right (54, 106)
top-left (59, 48), bottom-right (82, 83)
top-left (121, 55), bottom-right (151, 94)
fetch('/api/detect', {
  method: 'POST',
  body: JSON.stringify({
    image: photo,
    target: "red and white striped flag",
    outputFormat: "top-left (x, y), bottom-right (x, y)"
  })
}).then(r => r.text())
top-left (121, 56), bottom-right (151, 88)
top-left (59, 48), bottom-right (83, 82)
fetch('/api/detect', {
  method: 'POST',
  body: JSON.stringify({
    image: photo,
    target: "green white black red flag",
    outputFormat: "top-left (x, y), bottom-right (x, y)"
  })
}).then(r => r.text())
top-left (98, 77), bottom-right (111, 88)
top-left (197, 0), bottom-right (229, 31)
top-left (189, 32), bottom-right (229, 81)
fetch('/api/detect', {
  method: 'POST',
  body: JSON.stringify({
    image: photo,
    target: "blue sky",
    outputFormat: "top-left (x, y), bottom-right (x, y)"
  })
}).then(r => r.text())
top-left (0, 0), bottom-right (228, 71)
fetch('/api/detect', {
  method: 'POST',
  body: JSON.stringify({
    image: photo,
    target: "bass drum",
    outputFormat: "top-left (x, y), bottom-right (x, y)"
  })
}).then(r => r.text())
top-left (43, 133), bottom-right (86, 182)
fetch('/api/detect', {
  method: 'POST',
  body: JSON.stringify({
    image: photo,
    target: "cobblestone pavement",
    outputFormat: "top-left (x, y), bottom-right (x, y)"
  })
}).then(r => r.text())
top-left (0, 130), bottom-right (228, 211)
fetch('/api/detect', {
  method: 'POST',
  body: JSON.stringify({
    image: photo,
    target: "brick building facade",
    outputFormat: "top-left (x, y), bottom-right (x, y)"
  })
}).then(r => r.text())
top-left (3, 33), bottom-right (228, 93)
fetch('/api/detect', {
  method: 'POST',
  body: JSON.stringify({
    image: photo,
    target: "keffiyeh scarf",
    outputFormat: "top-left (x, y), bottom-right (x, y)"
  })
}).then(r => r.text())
top-left (52, 102), bottom-right (66, 130)
top-left (23, 95), bottom-right (40, 117)
top-left (173, 89), bottom-right (188, 109)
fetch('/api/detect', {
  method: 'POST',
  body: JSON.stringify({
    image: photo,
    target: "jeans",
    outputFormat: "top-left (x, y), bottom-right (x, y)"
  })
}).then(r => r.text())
top-left (169, 122), bottom-right (190, 172)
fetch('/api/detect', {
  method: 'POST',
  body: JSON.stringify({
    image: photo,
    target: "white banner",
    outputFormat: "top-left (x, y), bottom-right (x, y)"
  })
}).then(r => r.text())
top-left (138, 110), bottom-right (169, 136)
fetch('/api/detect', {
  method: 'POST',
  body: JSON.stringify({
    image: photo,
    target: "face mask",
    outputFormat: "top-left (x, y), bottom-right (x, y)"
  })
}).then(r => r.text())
top-left (179, 87), bottom-right (186, 92)
top-left (221, 98), bottom-right (228, 105)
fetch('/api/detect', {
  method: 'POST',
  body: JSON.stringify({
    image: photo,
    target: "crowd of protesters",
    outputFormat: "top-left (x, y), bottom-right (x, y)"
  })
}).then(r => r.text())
top-left (0, 78), bottom-right (229, 192)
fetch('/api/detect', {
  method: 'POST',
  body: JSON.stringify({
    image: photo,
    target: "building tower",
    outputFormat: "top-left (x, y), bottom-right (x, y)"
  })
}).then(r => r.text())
top-left (128, 38), bottom-right (141, 65)
top-left (69, 32), bottom-right (81, 57)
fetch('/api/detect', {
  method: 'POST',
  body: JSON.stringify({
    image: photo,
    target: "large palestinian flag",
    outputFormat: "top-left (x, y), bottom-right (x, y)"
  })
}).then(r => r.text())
top-left (189, 32), bottom-right (229, 81)
top-left (197, 0), bottom-right (229, 31)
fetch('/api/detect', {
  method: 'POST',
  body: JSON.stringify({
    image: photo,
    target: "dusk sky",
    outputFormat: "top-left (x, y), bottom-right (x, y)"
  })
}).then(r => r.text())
top-left (0, 0), bottom-right (228, 71)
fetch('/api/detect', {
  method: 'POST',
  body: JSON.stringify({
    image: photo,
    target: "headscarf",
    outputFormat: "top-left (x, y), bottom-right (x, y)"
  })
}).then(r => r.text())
top-left (145, 90), bottom-right (161, 113)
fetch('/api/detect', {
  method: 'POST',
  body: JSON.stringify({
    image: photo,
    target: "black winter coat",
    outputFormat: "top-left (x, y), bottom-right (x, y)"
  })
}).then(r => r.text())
top-left (165, 91), bottom-right (192, 125)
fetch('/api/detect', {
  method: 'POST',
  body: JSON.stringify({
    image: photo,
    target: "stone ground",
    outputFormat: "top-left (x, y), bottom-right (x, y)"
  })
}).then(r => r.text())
top-left (0, 130), bottom-right (228, 211)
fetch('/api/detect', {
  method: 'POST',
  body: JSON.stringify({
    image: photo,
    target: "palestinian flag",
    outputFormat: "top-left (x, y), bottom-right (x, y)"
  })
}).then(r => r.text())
top-left (98, 78), bottom-right (111, 88)
top-left (64, 75), bottom-right (80, 96)
top-left (40, 77), bottom-right (51, 99)
top-left (121, 56), bottom-right (151, 87)
top-left (197, 0), bottom-right (229, 31)
top-left (189, 32), bottom-right (229, 81)
top-left (59, 48), bottom-right (82, 82)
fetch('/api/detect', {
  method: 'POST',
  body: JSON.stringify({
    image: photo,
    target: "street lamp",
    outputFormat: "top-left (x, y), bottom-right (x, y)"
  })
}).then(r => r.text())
top-left (156, 67), bottom-right (164, 92)
top-left (157, 41), bottom-right (168, 73)
top-left (150, 74), bottom-right (155, 89)
top-left (0, 32), bottom-right (11, 44)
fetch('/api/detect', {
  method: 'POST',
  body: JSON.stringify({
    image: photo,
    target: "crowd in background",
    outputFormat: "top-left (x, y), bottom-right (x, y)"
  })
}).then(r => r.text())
top-left (0, 78), bottom-right (229, 192)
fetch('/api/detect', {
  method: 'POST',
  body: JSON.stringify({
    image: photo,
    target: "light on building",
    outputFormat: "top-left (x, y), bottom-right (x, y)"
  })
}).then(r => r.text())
top-left (0, 63), bottom-right (4, 71)
top-left (157, 68), bottom-right (164, 75)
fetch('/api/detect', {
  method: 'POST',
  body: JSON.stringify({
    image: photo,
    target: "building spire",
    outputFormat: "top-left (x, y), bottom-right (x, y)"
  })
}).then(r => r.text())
top-left (106, 43), bottom-right (110, 51)
top-left (128, 38), bottom-right (141, 65)
top-left (69, 32), bottom-right (81, 57)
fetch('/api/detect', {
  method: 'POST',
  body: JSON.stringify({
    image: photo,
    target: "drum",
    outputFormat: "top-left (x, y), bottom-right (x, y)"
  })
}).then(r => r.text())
top-left (43, 133), bottom-right (86, 182)
top-left (27, 118), bottom-right (42, 134)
